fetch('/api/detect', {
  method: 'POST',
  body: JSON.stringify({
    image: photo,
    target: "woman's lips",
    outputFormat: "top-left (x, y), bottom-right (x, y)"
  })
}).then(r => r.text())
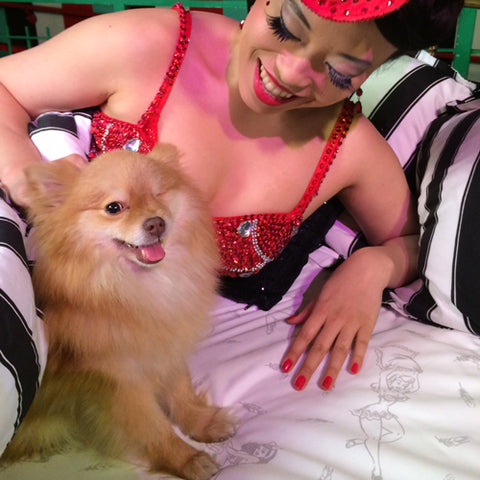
top-left (253, 61), bottom-right (295, 106)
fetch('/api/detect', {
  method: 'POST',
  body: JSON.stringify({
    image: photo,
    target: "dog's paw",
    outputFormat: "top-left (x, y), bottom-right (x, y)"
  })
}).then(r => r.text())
top-left (182, 451), bottom-right (219, 480)
top-left (192, 407), bottom-right (236, 444)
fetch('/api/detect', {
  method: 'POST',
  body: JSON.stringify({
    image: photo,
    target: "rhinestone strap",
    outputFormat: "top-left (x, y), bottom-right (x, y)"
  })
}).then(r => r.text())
top-left (139, 3), bottom-right (191, 142)
top-left (216, 99), bottom-right (357, 277)
top-left (293, 98), bottom-right (356, 217)
top-left (89, 3), bottom-right (191, 156)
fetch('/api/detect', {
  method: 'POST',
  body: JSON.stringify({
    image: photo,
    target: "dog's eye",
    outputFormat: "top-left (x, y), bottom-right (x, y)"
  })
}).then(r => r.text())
top-left (105, 202), bottom-right (125, 215)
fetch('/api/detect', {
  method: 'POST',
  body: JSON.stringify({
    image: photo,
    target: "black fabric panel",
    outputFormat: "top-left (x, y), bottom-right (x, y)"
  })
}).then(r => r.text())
top-left (220, 200), bottom-right (343, 310)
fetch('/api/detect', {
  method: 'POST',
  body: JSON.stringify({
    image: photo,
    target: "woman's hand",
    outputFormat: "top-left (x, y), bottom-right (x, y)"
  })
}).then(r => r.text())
top-left (2, 154), bottom-right (87, 208)
top-left (1, 162), bottom-right (34, 208)
top-left (280, 246), bottom-right (390, 391)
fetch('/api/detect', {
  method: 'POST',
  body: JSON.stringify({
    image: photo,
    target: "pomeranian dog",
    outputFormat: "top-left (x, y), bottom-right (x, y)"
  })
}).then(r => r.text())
top-left (1, 145), bottom-right (235, 480)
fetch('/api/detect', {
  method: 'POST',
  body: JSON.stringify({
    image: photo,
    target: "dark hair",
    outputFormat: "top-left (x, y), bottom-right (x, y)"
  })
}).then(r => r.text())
top-left (375, 0), bottom-right (464, 54)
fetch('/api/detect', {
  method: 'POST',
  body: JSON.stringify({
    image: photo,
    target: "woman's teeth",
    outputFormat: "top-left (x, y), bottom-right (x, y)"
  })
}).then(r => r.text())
top-left (260, 64), bottom-right (293, 100)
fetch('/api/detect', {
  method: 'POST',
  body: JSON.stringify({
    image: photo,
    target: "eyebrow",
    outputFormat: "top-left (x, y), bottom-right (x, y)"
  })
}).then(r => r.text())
top-left (287, 0), bottom-right (311, 30)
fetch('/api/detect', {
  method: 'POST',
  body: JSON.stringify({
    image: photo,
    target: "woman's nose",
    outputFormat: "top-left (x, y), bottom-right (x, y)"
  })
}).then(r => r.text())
top-left (275, 50), bottom-right (325, 92)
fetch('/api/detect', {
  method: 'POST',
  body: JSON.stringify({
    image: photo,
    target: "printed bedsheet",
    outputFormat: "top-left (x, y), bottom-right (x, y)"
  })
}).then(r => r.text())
top-left (1, 246), bottom-right (479, 480)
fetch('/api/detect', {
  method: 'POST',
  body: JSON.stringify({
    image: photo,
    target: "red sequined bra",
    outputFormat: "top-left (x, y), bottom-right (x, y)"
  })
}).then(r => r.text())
top-left (89, 3), bottom-right (356, 278)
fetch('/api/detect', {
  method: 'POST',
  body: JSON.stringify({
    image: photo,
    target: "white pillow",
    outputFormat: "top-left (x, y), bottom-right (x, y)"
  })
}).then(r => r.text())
top-left (390, 97), bottom-right (480, 335)
top-left (0, 194), bottom-right (47, 454)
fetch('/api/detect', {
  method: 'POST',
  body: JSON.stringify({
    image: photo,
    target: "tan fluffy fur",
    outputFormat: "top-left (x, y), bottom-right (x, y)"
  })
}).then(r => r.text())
top-left (1, 145), bottom-right (235, 480)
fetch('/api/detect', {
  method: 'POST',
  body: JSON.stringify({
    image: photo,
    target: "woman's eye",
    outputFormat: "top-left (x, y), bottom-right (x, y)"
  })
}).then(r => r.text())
top-left (267, 15), bottom-right (300, 42)
top-left (326, 62), bottom-right (353, 90)
top-left (105, 202), bottom-right (125, 215)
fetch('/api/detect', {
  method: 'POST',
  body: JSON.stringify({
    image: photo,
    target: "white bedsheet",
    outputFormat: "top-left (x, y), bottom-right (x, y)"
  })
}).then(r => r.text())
top-left (1, 247), bottom-right (479, 480)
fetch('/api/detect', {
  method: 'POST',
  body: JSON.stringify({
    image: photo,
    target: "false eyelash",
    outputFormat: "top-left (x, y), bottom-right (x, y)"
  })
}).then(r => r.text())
top-left (326, 62), bottom-right (353, 90)
top-left (266, 15), bottom-right (298, 42)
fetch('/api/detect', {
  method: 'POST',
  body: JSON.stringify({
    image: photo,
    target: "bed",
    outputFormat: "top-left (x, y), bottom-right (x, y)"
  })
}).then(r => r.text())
top-left (0, 28), bottom-right (480, 480)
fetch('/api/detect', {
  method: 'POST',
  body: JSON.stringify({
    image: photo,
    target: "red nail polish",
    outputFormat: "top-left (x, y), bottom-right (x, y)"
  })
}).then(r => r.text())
top-left (294, 375), bottom-right (306, 390)
top-left (281, 358), bottom-right (293, 373)
top-left (351, 362), bottom-right (359, 374)
top-left (322, 375), bottom-right (333, 390)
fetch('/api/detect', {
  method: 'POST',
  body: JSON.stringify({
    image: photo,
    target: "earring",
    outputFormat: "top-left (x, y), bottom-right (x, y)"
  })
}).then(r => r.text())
top-left (240, 19), bottom-right (245, 29)
top-left (355, 87), bottom-right (363, 114)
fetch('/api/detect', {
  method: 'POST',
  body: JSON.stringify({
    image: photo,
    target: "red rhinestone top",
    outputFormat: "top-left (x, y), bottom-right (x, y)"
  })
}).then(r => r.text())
top-left (88, 3), bottom-right (356, 277)
top-left (216, 99), bottom-right (355, 277)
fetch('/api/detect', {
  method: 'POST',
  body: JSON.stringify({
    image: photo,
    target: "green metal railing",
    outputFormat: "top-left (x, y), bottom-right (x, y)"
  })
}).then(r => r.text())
top-left (0, 0), bottom-right (248, 56)
top-left (19, 0), bottom-right (247, 12)
top-left (437, 1), bottom-right (480, 79)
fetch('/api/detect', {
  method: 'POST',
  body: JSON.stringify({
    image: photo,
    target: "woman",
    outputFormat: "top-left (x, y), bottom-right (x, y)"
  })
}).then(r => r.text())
top-left (0, 0), bottom-right (463, 391)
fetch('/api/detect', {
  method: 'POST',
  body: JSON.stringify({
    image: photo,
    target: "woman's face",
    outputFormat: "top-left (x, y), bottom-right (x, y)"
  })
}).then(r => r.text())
top-left (235, 0), bottom-right (397, 112)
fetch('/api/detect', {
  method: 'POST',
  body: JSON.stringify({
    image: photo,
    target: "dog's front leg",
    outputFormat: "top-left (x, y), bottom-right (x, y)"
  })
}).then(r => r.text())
top-left (107, 377), bottom-right (220, 480)
top-left (162, 367), bottom-right (236, 444)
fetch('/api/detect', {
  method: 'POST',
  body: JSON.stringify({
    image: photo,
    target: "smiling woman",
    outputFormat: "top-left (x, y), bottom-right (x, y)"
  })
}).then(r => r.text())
top-left (0, 0), bottom-right (466, 458)
top-left (236, 0), bottom-right (393, 109)
top-left (266, 0), bottom-right (375, 90)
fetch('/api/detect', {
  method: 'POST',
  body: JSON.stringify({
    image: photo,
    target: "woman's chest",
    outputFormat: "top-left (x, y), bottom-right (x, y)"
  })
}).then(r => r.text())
top-left (157, 105), bottom-right (345, 220)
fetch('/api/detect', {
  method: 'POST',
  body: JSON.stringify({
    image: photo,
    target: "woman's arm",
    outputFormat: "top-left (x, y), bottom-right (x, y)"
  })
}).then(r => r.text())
top-left (0, 7), bottom-right (178, 205)
top-left (0, 82), bottom-right (41, 206)
top-left (281, 115), bottom-right (419, 391)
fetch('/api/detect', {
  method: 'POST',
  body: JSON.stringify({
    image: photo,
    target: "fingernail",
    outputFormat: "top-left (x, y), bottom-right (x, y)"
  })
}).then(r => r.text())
top-left (294, 375), bottom-right (306, 390)
top-left (351, 362), bottom-right (359, 374)
top-left (281, 358), bottom-right (293, 373)
top-left (322, 375), bottom-right (333, 390)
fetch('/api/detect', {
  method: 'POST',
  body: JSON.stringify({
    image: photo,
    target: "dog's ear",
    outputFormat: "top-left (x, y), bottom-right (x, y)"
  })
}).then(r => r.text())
top-left (147, 143), bottom-right (180, 167)
top-left (25, 158), bottom-right (82, 210)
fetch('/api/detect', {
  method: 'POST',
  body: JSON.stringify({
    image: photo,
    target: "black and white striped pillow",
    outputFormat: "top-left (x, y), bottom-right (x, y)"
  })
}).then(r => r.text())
top-left (325, 51), bottom-right (477, 258)
top-left (355, 51), bottom-right (476, 170)
top-left (28, 110), bottom-right (94, 162)
top-left (391, 97), bottom-right (480, 335)
top-left (0, 196), bottom-right (47, 454)
top-left (0, 109), bottom-right (93, 452)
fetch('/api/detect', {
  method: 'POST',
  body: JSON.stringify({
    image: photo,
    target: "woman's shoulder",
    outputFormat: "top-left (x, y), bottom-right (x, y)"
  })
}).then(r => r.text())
top-left (322, 108), bottom-right (402, 194)
top-left (344, 112), bottom-right (397, 160)
top-left (338, 112), bottom-right (405, 194)
top-left (87, 7), bottom-right (237, 75)
top-left (55, 7), bottom-right (233, 61)
top-left (92, 7), bottom-right (237, 49)
top-left (76, 7), bottom-right (186, 58)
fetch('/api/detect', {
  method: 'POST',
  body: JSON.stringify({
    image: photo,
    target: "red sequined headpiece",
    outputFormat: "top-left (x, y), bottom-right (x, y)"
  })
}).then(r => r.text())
top-left (300, 0), bottom-right (411, 22)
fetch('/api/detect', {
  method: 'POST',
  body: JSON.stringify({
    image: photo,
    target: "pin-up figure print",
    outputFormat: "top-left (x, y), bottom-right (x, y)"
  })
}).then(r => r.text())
top-left (346, 346), bottom-right (422, 480)
top-left (205, 439), bottom-right (278, 478)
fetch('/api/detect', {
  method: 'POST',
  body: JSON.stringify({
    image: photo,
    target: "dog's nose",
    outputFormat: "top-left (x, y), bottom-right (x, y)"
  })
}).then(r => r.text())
top-left (143, 216), bottom-right (166, 238)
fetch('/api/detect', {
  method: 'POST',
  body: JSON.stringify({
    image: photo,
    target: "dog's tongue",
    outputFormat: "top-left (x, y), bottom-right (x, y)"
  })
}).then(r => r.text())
top-left (137, 243), bottom-right (165, 264)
